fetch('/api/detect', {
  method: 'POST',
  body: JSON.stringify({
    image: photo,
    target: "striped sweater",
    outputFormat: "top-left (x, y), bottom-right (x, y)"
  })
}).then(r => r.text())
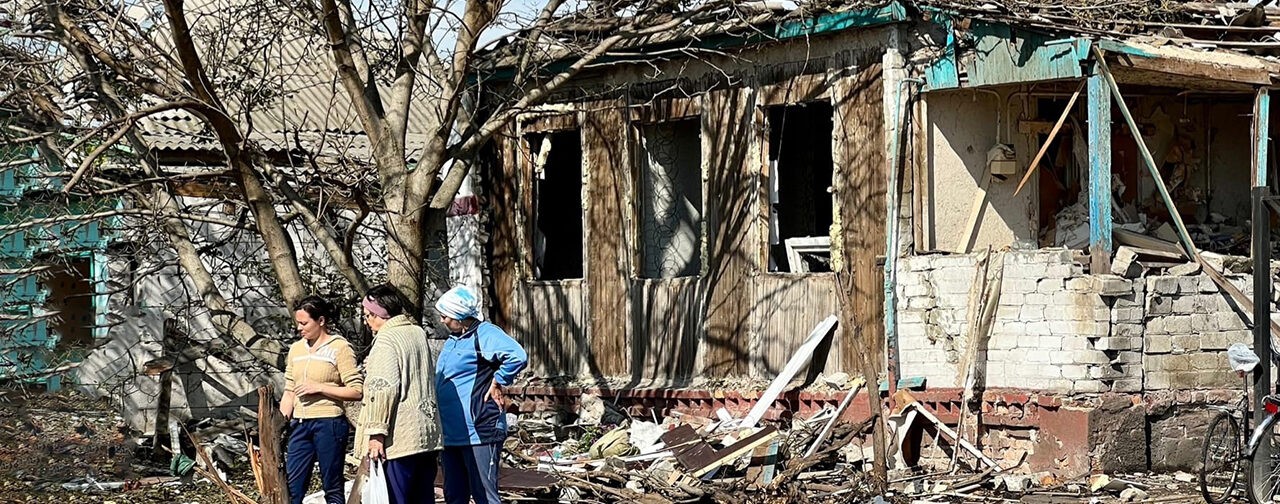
top-left (283, 335), bottom-right (362, 419)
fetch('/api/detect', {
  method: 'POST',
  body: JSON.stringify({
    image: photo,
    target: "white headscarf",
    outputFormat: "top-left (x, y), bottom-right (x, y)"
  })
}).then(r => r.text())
top-left (435, 285), bottom-right (483, 321)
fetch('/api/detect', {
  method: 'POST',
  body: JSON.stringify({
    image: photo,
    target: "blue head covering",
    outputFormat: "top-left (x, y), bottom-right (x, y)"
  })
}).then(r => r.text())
top-left (435, 285), bottom-right (483, 321)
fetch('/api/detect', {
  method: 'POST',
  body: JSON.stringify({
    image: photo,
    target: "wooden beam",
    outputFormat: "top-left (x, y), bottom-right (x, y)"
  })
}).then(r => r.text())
top-left (1088, 72), bottom-right (1113, 274)
top-left (1253, 88), bottom-right (1271, 188)
top-left (690, 427), bottom-right (781, 478)
top-left (1015, 80), bottom-right (1084, 196)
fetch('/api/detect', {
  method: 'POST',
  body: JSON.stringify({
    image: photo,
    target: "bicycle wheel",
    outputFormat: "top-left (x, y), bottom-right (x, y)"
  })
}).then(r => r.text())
top-left (1202, 411), bottom-right (1241, 504)
top-left (1249, 416), bottom-right (1280, 504)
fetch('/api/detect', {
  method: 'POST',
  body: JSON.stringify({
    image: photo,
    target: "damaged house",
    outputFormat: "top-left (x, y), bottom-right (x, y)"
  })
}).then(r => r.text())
top-left (476, 0), bottom-right (1280, 475)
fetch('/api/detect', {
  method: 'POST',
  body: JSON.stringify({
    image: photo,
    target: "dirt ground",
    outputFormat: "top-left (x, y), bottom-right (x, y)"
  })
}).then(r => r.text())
top-left (0, 387), bottom-right (258, 504)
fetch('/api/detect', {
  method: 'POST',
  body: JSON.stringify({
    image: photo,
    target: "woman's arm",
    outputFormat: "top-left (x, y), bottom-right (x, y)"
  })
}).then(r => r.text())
top-left (280, 390), bottom-right (296, 419)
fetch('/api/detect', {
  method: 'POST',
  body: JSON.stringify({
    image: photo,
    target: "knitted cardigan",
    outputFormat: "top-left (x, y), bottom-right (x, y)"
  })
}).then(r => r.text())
top-left (354, 315), bottom-right (444, 459)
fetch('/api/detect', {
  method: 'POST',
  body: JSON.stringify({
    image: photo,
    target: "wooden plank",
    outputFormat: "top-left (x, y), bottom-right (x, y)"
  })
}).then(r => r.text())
top-left (957, 174), bottom-right (991, 254)
top-left (490, 132), bottom-right (521, 329)
top-left (690, 426), bottom-right (781, 478)
top-left (660, 425), bottom-right (719, 470)
top-left (584, 102), bottom-right (630, 376)
top-left (742, 315), bottom-right (838, 428)
top-left (1105, 48), bottom-right (1272, 85)
top-left (834, 62), bottom-right (887, 379)
top-left (1014, 80), bottom-right (1084, 196)
top-left (752, 274), bottom-right (841, 377)
top-left (897, 397), bottom-right (1001, 471)
top-left (803, 378), bottom-right (865, 458)
top-left (631, 278), bottom-right (702, 385)
top-left (1088, 72), bottom-right (1113, 273)
top-left (1112, 229), bottom-right (1185, 257)
top-left (704, 88), bottom-right (758, 377)
top-left (256, 386), bottom-right (289, 504)
top-left (746, 441), bottom-right (780, 487)
top-left (521, 113), bottom-right (578, 133)
top-left (1253, 89), bottom-right (1271, 188)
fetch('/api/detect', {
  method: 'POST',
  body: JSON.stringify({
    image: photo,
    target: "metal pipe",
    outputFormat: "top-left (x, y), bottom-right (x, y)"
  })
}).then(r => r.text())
top-left (886, 76), bottom-right (925, 396)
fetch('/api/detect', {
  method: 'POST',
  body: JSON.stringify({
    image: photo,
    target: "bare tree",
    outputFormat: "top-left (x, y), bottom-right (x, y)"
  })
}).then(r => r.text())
top-left (0, 0), bottom-right (753, 370)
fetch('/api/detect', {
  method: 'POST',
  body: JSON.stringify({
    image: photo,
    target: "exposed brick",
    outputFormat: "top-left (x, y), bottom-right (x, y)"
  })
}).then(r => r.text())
top-left (1020, 305), bottom-right (1045, 320)
top-left (1111, 379), bottom-right (1143, 392)
top-left (1215, 312), bottom-right (1248, 331)
top-left (1073, 380), bottom-right (1109, 393)
top-left (1191, 353), bottom-right (1223, 371)
top-left (1150, 277), bottom-right (1180, 295)
top-left (1146, 335), bottom-right (1173, 354)
top-left (1025, 321), bottom-right (1051, 336)
top-left (1095, 337), bottom-right (1139, 351)
top-left (1147, 296), bottom-right (1173, 316)
top-left (1164, 316), bottom-right (1193, 334)
top-left (1024, 293), bottom-right (1051, 305)
top-left (1038, 336), bottom-right (1064, 350)
top-left (1060, 365), bottom-right (1089, 379)
top-left (1112, 323), bottom-right (1143, 339)
top-left (1004, 279), bottom-right (1039, 294)
top-left (1112, 307), bottom-right (1144, 324)
top-left (1146, 371), bottom-right (1171, 389)
top-left (1062, 336), bottom-right (1091, 350)
top-left (1171, 335), bottom-right (1201, 353)
top-left (1177, 277), bottom-right (1202, 295)
top-left (1065, 277), bottom-right (1092, 292)
top-left (1017, 334), bottom-right (1041, 348)
top-left (1073, 350), bottom-right (1112, 365)
top-left (1039, 278), bottom-right (1066, 293)
top-left (1051, 351), bottom-right (1078, 365)
top-left (1092, 275), bottom-right (1132, 296)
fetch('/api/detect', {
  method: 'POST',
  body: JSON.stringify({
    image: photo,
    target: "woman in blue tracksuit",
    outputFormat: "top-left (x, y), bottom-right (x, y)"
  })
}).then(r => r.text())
top-left (434, 285), bottom-right (528, 504)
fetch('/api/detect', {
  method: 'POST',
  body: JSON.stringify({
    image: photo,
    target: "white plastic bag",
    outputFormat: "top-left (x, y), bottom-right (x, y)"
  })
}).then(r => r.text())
top-left (1228, 342), bottom-right (1260, 373)
top-left (362, 459), bottom-right (391, 504)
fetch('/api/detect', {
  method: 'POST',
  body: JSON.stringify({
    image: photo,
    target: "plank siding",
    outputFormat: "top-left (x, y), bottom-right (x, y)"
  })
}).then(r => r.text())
top-left (505, 281), bottom-right (587, 377)
top-left (630, 277), bottom-right (704, 386)
top-left (488, 132), bottom-right (521, 328)
top-left (702, 88), bottom-right (759, 377)
top-left (833, 64), bottom-right (887, 373)
top-left (584, 103), bottom-right (631, 377)
top-left (751, 274), bottom-right (842, 379)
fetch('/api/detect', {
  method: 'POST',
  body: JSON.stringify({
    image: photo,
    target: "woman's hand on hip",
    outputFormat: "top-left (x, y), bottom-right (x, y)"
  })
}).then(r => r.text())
top-left (486, 382), bottom-right (506, 409)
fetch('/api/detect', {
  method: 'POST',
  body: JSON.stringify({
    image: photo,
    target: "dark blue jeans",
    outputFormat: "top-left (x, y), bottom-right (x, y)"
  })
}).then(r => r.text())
top-left (285, 417), bottom-right (349, 504)
top-left (441, 443), bottom-right (501, 504)
top-left (385, 451), bottom-right (438, 504)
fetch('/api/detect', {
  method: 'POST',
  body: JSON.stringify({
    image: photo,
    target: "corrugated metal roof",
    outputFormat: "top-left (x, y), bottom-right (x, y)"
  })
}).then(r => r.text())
top-left (139, 7), bottom-right (433, 160)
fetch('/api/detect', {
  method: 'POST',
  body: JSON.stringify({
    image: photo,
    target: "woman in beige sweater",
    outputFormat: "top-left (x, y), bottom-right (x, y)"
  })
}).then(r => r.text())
top-left (355, 284), bottom-right (444, 504)
top-left (281, 295), bottom-right (363, 504)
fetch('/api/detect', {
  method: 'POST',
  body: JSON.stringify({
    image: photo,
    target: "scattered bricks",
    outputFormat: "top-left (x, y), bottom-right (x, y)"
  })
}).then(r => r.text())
top-left (1150, 277), bottom-right (1180, 295)
top-left (1216, 312), bottom-right (1248, 331)
top-left (1025, 293), bottom-right (1051, 305)
top-left (1074, 350), bottom-right (1112, 365)
top-left (1170, 335), bottom-right (1201, 353)
top-left (1112, 323), bottom-right (1143, 339)
top-left (1065, 277), bottom-right (1092, 292)
top-left (1147, 296), bottom-right (1173, 317)
top-left (1073, 380), bottom-right (1109, 393)
top-left (1020, 305), bottom-right (1045, 320)
top-left (1146, 335), bottom-right (1173, 354)
top-left (1092, 275), bottom-right (1132, 297)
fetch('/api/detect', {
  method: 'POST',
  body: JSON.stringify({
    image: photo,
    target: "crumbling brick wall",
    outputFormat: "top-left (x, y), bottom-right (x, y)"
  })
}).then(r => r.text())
top-left (1142, 275), bottom-right (1253, 390)
top-left (897, 249), bottom-right (1143, 394)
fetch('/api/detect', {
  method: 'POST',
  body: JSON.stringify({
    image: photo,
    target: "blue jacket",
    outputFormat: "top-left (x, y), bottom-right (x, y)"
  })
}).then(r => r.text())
top-left (435, 321), bottom-right (529, 446)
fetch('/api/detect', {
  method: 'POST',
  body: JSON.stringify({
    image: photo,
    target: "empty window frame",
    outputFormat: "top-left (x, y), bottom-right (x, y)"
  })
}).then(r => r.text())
top-left (766, 101), bottom-right (834, 273)
top-left (528, 129), bottom-right (584, 280)
top-left (636, 119), bottom-right (703, 278)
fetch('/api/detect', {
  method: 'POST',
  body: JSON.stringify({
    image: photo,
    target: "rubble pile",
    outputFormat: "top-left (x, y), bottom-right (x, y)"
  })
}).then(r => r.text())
top-left (499, 392), bottom-right (880, 504)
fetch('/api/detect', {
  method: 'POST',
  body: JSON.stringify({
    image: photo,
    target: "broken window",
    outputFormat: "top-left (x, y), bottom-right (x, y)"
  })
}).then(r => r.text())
top-left (767, 102), bottom-right (834, 273)
top-left (637, 119), bottom-right (703, 278)
top-left (528, 130), bottom-right (584, 280)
